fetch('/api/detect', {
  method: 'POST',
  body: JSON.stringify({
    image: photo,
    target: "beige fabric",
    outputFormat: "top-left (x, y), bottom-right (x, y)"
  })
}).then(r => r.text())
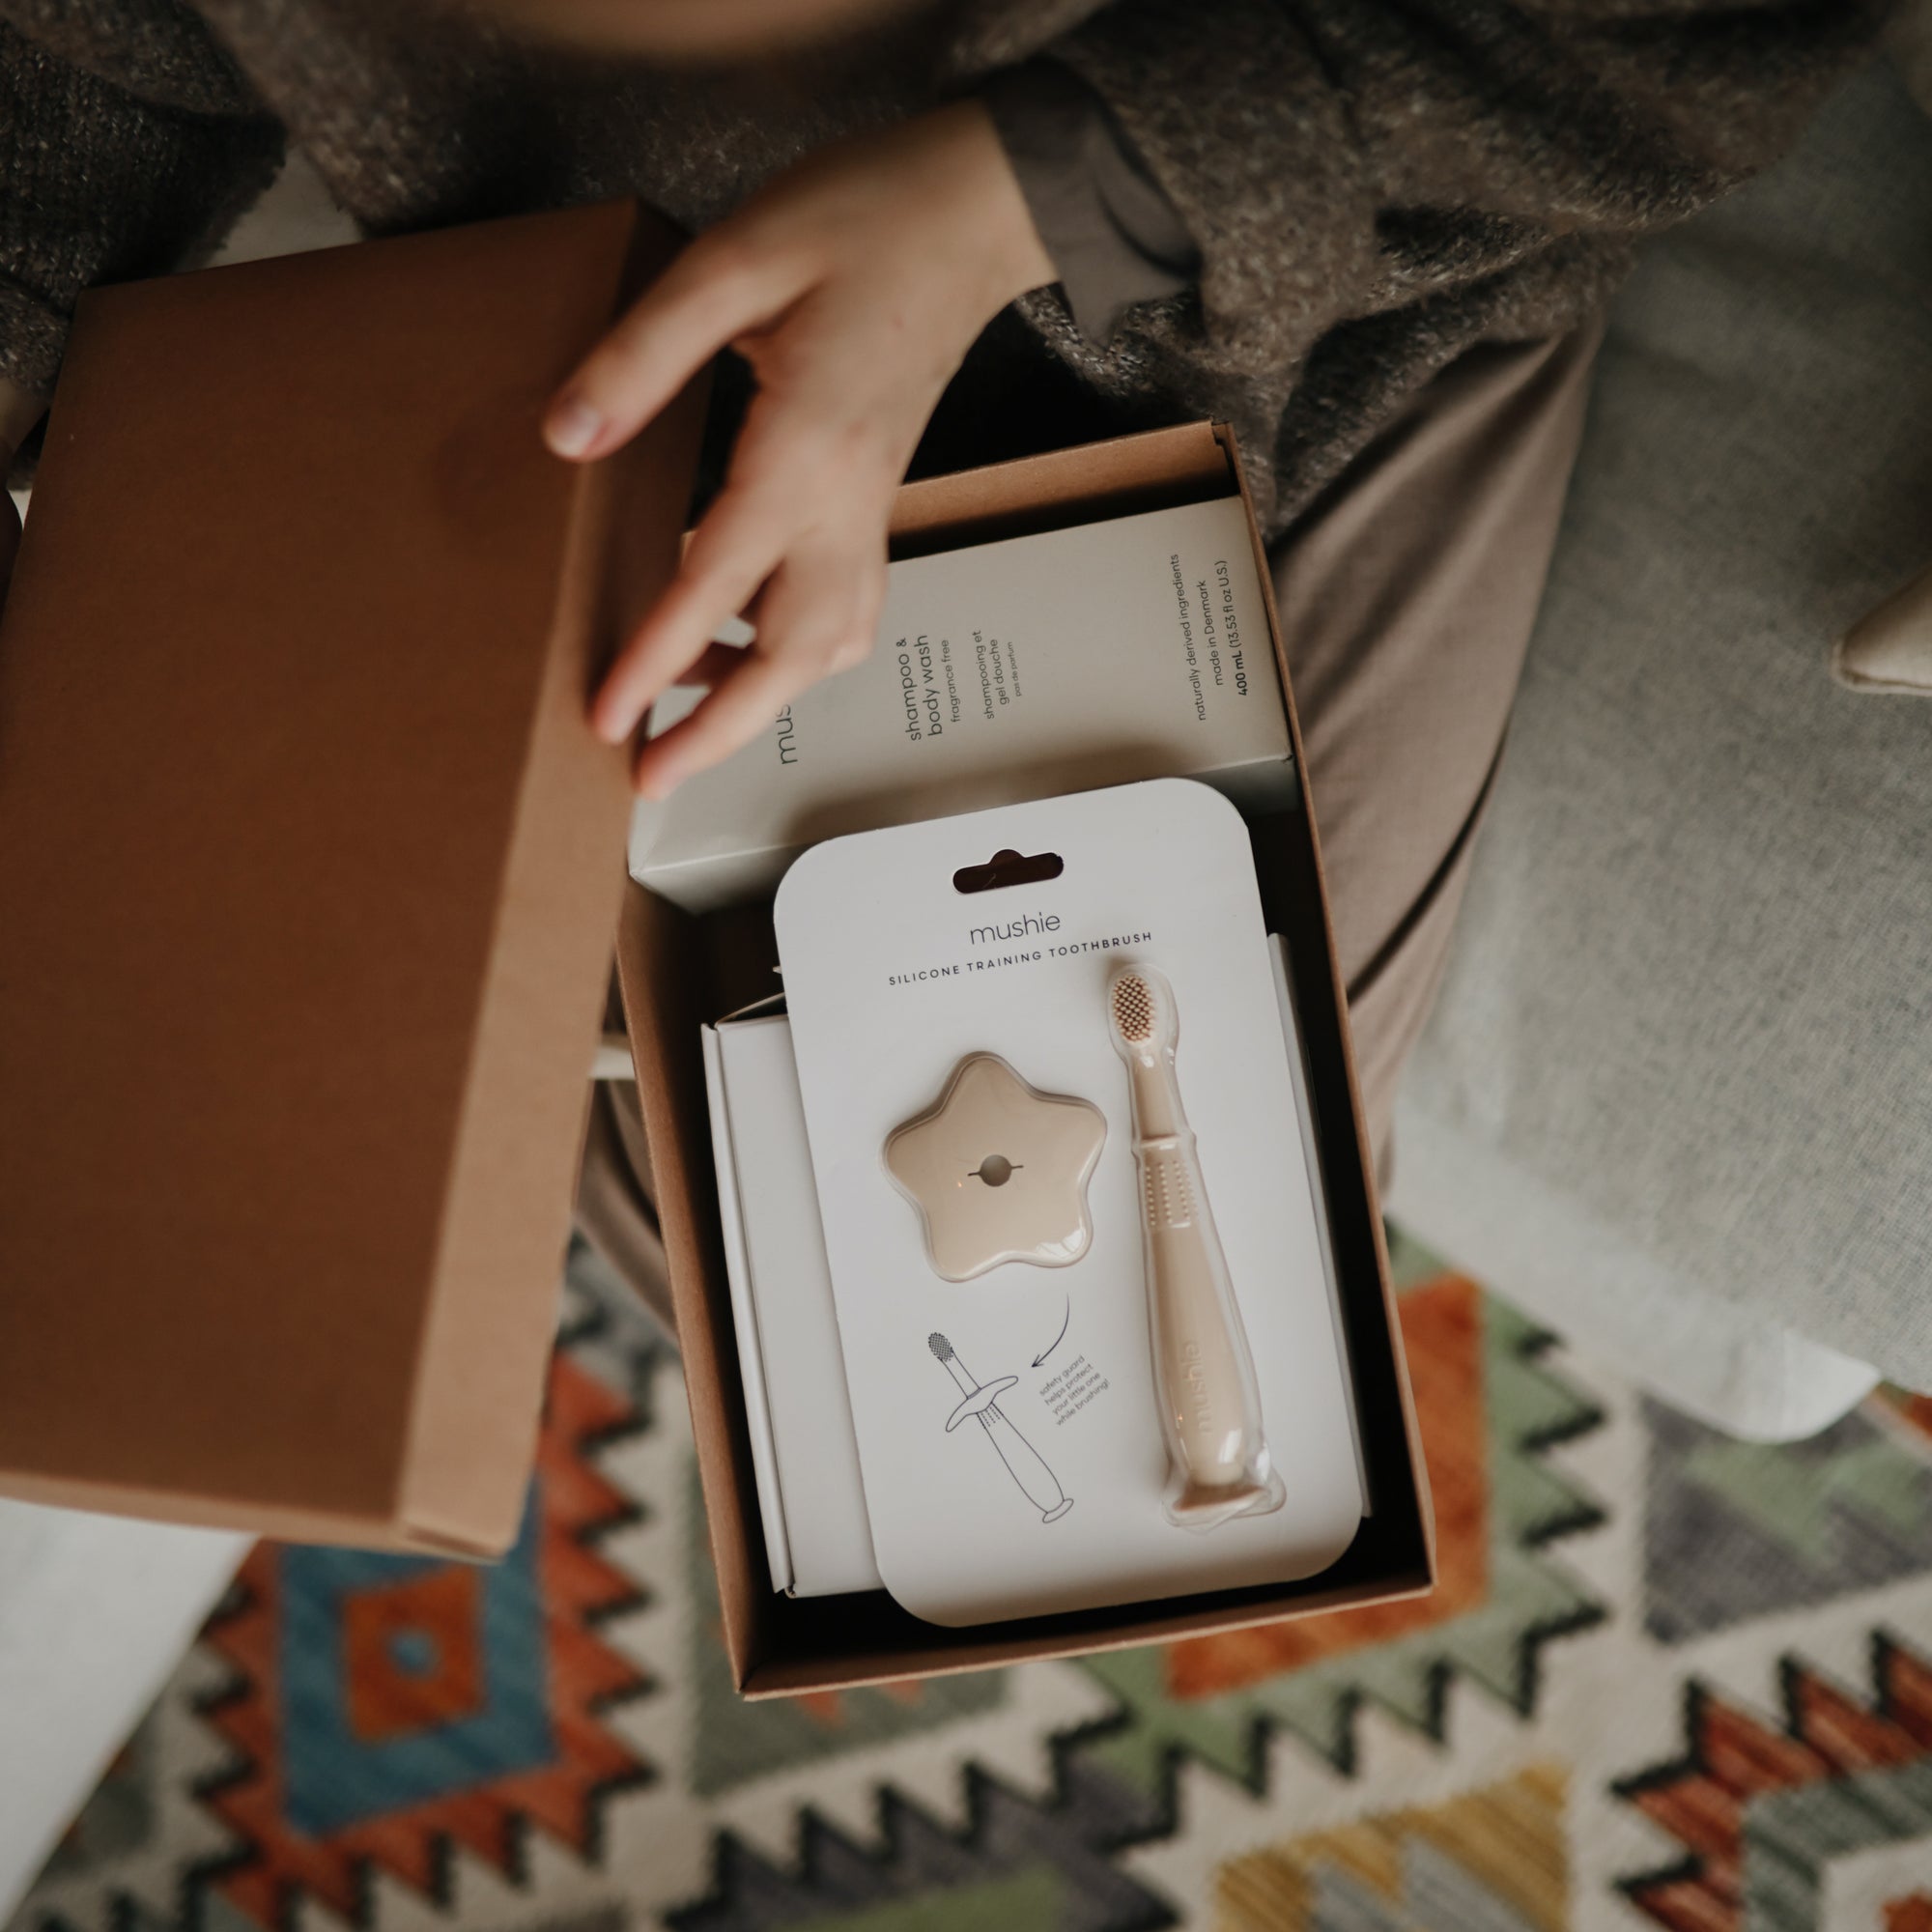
top-left (577, 325), bottom-right (1604, 1323)
top-left (1273, 325), bottom-right (1604, 1157)
top-left (1396, 57), bottom-right (1932, 1410)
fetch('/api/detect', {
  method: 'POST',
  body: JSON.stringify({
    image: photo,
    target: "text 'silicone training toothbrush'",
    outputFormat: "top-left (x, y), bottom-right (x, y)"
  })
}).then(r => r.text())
top-left (1107, 963), bottom-right (1286, 1531)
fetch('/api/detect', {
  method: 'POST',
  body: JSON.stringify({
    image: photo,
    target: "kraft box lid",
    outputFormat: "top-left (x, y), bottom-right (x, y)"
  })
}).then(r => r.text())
top-left (0, 203), bottom-right (707, 1554)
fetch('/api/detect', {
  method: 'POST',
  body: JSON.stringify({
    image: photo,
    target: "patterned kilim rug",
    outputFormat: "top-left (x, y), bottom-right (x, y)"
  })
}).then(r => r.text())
top-left (14, 1233), bottom-right (1932, 1932)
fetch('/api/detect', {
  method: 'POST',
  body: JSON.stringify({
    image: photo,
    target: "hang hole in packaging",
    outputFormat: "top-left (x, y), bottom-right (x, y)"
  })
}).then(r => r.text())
top-left (952, 847), bottom-right (1065, 895)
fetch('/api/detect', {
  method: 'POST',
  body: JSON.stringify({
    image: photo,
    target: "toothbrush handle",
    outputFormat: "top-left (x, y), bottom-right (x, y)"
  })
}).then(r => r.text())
top-left (1139, 1132), bottom-right (1268, 1493)
top-left (978, 1409), bottom-right (1071, 1520)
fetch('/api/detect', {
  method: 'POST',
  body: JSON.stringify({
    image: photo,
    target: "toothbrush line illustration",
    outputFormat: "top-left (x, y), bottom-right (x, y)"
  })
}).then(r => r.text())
top-left (927, 1332), bottom-right (1072, 1523)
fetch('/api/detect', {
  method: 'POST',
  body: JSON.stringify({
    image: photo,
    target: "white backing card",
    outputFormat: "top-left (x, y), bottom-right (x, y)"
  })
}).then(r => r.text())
top-left (774, 780), bottom-right (1363, 1626)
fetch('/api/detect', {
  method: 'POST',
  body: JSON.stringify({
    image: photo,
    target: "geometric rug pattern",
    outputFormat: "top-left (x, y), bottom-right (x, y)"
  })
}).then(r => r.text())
top-left (1615, 1636), bottom-right (1932, 1932)
top-left (191, 1352), bottom-right (651, 1927)
top-left (15, 1235), bottom-right (1932, 1931)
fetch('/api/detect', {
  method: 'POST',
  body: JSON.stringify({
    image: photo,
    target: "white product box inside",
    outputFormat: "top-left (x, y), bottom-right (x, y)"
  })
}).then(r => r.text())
top-left (632, 497), bottom-right (1296, 913)
top-left (703, 1008), bottom-right (883, 1599)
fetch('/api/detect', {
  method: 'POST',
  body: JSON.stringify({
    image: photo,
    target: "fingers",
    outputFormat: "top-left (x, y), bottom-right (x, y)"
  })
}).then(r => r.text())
top-left (628, 647), bottom-right (820, 801)
top-left (672, 640), bottom-right (754, 689)
top-left (589, 471), bottom-right (798, 741)
top-left (631, 535), bottom-right (883, 798)
top-left (545, 232), bottom-right (807, 462)
top-left (672, 629), bottom-right (867, 692)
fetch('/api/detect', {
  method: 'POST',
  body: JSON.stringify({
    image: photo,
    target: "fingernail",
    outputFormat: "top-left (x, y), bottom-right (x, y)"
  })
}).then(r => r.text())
top-left (545, 396), bottom-right (603, 458)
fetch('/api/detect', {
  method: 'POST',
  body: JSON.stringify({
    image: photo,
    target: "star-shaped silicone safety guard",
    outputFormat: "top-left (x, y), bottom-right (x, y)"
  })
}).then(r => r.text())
top-left (885, 1053), bottom-right (1106, 1282)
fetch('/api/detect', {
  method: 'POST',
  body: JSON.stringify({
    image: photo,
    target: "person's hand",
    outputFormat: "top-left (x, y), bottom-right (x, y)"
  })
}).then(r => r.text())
top-left (545, 99), bottom-right (1054, 797)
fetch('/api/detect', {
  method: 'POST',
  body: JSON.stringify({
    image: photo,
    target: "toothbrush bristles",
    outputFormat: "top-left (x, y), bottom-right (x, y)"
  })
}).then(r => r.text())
top-left (928, 1332), bottom-right (954, 1361)
top-left (1111, 973), bottom-right (1154, 1043)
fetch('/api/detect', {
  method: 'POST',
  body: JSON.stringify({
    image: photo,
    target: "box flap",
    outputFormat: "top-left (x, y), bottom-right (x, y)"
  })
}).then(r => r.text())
top-left (0, 203), bottom-right (705, 1550)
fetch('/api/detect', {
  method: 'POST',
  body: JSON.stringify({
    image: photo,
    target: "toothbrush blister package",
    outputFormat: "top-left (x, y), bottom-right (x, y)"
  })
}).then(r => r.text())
top-left (774, 778), bottom-right (1364, 1626)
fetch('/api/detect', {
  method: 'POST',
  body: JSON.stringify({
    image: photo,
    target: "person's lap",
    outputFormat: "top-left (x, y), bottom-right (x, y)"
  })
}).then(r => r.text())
top-left (1273, 324), bottom-right (1603, 1165)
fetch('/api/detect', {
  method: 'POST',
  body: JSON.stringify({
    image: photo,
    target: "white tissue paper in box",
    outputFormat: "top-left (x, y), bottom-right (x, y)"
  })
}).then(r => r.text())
top-left (703, 1011), bottom-right (882, 1598)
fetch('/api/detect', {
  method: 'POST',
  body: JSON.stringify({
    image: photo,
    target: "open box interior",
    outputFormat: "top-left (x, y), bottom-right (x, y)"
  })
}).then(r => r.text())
top-left (615, 421), bottom-right (1435, 1696)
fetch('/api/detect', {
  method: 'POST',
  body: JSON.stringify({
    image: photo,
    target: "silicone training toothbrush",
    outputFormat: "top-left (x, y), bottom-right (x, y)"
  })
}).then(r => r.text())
top-left (1107, 963), bottom-right (1286, 1530)
top-left (928, 1333), bottom-right (1073, 1522)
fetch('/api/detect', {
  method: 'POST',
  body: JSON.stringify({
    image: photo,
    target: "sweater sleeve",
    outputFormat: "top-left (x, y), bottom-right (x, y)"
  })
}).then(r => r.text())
top-left (1039, 0), bottom-right (1885, 377)
top-left (0, 0), bottom-right (284, 419)
top-left (983, 57), bottom-right (1199, 340)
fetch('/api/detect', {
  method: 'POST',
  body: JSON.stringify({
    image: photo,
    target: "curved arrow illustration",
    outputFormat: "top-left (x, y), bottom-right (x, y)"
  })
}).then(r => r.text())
top-left (1032, 1296), bottom-right (1070, 1369)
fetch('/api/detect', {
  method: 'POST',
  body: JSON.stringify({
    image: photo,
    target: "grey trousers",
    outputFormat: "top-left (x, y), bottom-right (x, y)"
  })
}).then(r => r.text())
top-left (578, 325), bottom-right (1605, 1332)
top-left (1279, 324), bottom-right (1603, 1157)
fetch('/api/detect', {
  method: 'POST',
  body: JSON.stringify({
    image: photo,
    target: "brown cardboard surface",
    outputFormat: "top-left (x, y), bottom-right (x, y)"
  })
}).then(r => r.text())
top-left (0, 202), bottom-right (706, 1552)
top-left (888, 422), bottom-right (1233, 560)
top-left (617, 421), bottom-right (1435, 1695)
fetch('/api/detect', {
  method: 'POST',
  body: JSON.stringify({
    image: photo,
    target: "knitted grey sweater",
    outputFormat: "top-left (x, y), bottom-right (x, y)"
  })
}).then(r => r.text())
top-left (0, 0), bottom-right (1887, 526)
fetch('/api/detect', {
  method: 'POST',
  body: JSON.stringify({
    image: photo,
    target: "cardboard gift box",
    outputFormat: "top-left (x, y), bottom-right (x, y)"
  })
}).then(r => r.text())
top-left (0, 201), bottom-right (705, 1554)
top-left (617, 423), bottom-right (1436, 1694)
top-left (0, 205), bottom-right (1433, 1679)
